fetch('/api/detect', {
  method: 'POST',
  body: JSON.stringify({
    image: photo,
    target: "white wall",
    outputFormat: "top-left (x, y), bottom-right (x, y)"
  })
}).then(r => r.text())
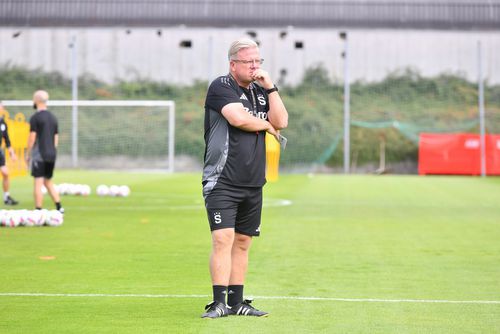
top-left (1, 27), bottom-right (499, 85)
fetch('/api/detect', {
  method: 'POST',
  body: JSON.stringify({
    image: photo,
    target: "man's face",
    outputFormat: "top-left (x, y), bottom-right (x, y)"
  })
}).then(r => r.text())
top-left (231, 47), bottom-right (261, 85)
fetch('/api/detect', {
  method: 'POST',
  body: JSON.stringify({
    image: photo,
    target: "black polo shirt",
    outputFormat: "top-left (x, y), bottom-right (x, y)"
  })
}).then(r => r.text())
top-left (202, 75), bottom-right (270, 195)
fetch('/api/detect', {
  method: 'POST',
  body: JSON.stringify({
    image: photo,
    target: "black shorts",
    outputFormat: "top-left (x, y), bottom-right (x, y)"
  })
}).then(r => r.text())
top-left (204, 182), bottom-right (263, 237)
top-left (31, 160), bottom-right (55, 179)
top-left (0, 151), bottom-right (5, 167)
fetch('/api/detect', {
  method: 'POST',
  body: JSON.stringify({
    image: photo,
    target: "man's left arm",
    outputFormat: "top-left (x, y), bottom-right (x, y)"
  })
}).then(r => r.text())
top-left (252, 69), bottom-right (288, 130)
top-left (26, 131), bottom-right (36, 164)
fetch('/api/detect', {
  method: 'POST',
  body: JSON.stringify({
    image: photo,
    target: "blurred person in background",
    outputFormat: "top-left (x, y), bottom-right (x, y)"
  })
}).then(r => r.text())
top-left (0, 103), bottom-right (19, 205)
top-left (26, 90), bottom-right (64, 213)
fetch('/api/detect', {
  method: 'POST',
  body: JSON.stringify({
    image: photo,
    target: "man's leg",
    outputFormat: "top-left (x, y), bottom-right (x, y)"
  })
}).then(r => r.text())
top-left (226, 232), bottom-right (267, 317)
top-left (229, 233), bottom-right (252, 284)
top-left (0, 165), bottom-right (17, 205)
top-left (227, 233), bottom-right (268, 317)
top-left (40, 162), bottom-right (63, 212)
top-left (0, 165), bottom-right (19, 205)
top-left (1, 165), bottom-right (9, 193)
top-left (226, 187), bottom-right (267, 317)
top-left (210, 228), bottom-right (234, 294)
top-left (227, 233), bottom-right (252, 307)
top-left (201, 228), bottom-right (234, 318)
top-left (44, 178), bottom-right (63, 212)
top-left (34, 177), bottom-right (44, 209)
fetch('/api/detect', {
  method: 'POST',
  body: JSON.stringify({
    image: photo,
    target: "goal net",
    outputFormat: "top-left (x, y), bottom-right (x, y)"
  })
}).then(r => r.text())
top-left (0, 100), bottom-right (175, 171)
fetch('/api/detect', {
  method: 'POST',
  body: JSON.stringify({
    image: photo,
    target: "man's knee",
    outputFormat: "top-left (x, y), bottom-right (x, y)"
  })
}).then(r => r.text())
top-left (212, 228), bottom-right (234, 252)
top-left (0, 166), bottom-right (8, 178)
top-left (233, 233), bottom-right (252, 252)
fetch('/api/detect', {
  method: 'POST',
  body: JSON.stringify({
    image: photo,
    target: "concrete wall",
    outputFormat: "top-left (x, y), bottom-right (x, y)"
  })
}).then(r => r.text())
top-left (1, 27), bottom-right (499, 85)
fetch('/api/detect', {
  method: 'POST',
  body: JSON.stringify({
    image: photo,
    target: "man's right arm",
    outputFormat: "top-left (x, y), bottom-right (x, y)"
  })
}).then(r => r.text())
top-left (221, 103), bottom-right (279, 138)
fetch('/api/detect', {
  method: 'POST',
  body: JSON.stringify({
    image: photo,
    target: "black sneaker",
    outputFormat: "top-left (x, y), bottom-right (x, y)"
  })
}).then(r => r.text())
top-left (201, 301), bottom-right (229, 319)
top-left (4, 196), bottom-right (19, 205)
top-left (228, 299), bottom-right (268, 317)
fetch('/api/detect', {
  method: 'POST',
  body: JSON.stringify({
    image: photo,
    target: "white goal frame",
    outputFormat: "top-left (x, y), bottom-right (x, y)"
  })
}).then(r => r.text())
top-left (1, 100), bottom-right (176, 172)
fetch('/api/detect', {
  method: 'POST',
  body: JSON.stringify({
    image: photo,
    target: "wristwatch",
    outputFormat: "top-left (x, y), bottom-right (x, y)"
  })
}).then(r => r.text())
top-left (265, 85), bottom-right (278, 94)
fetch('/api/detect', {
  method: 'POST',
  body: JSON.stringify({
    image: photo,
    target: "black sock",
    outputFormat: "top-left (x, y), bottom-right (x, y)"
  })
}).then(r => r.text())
top-left (56, 202), bottom-right (62, 210)
top-left (212, 285), bottom-right (227, 304)
top-left (35, 207), bottom-right (42, 210)
top-left (227, 285), bottom-right (243, 306)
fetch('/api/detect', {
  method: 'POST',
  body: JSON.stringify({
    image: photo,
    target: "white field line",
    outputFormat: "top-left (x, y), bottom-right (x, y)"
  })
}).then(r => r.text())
top-left (0, 292), bottom-right (499, 305)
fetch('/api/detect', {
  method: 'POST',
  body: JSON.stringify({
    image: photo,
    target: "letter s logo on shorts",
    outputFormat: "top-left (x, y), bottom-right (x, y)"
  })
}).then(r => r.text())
top-left (213, 212), bottom-right (222, 224)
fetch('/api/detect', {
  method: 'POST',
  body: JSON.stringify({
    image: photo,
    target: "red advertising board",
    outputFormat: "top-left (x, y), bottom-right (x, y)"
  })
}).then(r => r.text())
top-left (419, 133), bottom-right (500, 175)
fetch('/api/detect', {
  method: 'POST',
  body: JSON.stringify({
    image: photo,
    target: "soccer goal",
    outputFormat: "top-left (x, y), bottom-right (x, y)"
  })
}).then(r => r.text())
top-left (1, 100), bottom-right (175, 172)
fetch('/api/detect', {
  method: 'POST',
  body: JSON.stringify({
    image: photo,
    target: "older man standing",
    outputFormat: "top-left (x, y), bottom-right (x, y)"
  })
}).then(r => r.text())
top-left (201, 37), bottom-right (288, 318)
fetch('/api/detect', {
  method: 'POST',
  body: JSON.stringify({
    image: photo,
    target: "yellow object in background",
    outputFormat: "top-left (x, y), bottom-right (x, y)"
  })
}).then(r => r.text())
top-left (0, 108), bottom-right (29, 178)
top-left (265, 132), bottom-right (280, 182)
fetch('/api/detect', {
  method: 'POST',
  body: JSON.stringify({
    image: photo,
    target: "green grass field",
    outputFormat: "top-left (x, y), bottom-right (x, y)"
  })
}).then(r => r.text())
top-left (1, 171), bottom-right (499, 333)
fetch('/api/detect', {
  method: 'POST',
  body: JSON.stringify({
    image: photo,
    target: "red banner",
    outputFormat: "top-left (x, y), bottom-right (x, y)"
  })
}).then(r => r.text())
top-left (419, 133), bottom-right (500, 175)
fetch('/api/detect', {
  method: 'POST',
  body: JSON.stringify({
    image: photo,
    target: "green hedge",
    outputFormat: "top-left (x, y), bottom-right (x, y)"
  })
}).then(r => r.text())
top-left (1, 64), bottom-right (499, 167)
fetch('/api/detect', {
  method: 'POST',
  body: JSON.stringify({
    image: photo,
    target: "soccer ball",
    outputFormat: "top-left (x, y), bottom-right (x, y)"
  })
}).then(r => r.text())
top-left (0, 210), bottom-right (7, 226)
top-left (29, 210), bottom-right (46, 227)
top-left (109, 185), bottom-right (120, 197)
top-left (72, 184), bottom-right (83, 196)
top-left (25, 211), bottom-right (37, 227)
top-left (118, 185), bottom-right (130, 197)
top-left (4, 211), bottom-right (21, 227)
top-left (46, 210), bottom-right (64, 227)
top-left (81, 184), bottom-right (91, 196)
top-left (37, 209), bottom-right (49, 226)
top-left (58, 183), bottom-right (69, 195)
top-left (17, 210), bottom-right (30, 226)
top-left (66, 184), bottom-right (76, 195)
top-left (96, 184), bottom-right (109, 196)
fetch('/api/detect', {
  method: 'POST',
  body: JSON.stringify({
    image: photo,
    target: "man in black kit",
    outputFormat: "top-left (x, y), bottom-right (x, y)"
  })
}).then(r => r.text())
top-left (0, 103), bottom-right (19, 205)
top-left (26, 90), bottom-right (64, 213)
top-left (201, 38), bottom-right (288, 318)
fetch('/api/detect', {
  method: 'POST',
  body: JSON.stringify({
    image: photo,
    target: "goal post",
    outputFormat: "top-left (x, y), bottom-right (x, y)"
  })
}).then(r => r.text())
top-left (1, 100), bottom-right (175, 172)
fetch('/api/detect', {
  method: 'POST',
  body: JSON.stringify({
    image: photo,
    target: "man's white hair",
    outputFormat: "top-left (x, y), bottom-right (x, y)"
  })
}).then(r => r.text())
top-left (228, 38), bottom-right (258, 61)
